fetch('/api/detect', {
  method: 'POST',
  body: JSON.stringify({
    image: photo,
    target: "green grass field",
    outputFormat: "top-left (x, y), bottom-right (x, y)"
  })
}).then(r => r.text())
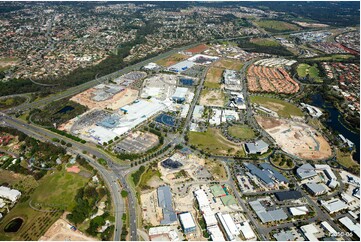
top-left (138, 166), bottom-right (161, 190)
top-left (250, 95), bottom-right (304, 118)
top-left (204, 67), bottom-right (223, 89)
top-left (309, 54), bottom-right (355, 62)
top-left (155, 53), bottom-right (188, 67)
top-left (336, 149), bottom-right (360, 171)
top-left (250, 38), bottom-right (280, 47)
top-left (255, 20), bottom-right (301, 32)
top-left (297, 63), bottom-right (323, 83)
top-left (0, 167), bottom-right (89, 240)
top-left (214, 59), bottom-right (244, 71)
top-left (228, 124), bottom-right (256, 140)
top-left (188, 128), bottom-right (245, 156)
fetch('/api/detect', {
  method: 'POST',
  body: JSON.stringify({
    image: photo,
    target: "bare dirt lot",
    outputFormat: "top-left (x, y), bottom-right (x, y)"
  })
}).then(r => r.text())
top-left (199, 89), bottom-right (226, 107)
top-left (39, 217), bottom-right (98, 241)
top-left (70, 87), bottom-right (138, 110)
top-left (256, 116), bottom-right (332, 160)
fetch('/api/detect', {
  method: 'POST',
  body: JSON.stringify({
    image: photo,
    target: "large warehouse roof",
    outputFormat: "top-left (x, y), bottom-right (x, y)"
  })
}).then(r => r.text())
top-left (259, 163), bottom-right (289, 183)
top-left (244, 163), bottom-right (274, 186)
top-left (297, 163), bottom-right (317, 179)
top-left (157, 186), bottom-right (177, 224)
top-left (178, 212), bottom-right (196, 230)
top-left (275, 190), bottom-right (303, 201)
top-left (249, 200), bottom-right (288, 223)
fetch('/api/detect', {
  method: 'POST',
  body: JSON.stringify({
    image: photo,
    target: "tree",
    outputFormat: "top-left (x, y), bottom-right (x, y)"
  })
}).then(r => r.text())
top-left (121, 190), bottom-right (128, 198)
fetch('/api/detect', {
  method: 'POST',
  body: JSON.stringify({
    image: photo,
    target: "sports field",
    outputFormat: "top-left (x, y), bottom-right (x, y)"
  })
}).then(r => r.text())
top-left (297, 63), bottom-right (323, 82)
top-left (0, 167), bottom-right (89, 241)
top-left (250, 95), bottom-right (304, 118)
top-left (228, 124), bottom-right (256, 140)
top-left (336, 149), bottom-right (360, 171)
top-left (214, 59), bottom-right (244, 71)
top-left (204, 67), bottom-right (224, 88)
top-left (155, 53), bottom-right (189, 67)
top-left (255, 20), bottom-right (301, 32)
top-left (188, 128), bottom-right (245, 156)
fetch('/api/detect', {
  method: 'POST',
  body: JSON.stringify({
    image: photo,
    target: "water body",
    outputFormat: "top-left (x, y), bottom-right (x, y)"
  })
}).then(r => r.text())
top-left (310, 93), bottom-right (360, 162)
top-left (56, 105), bottom-right (74, 114)
top-left (4, 218), bottom-right (23, 232)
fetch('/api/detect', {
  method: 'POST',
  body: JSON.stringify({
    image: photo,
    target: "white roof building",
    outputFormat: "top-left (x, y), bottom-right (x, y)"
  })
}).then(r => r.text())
top-left (341, 193), bottom-right (355, 204)
top-left (300, 224), bottom-right (320, 241)
top-left (0, 186), bottom-right (21, 203)
top-left (178, 212), bottom-right (196, 232)
top-left (238, 221), bottom-right (256, 240)
top-left (216, 213), bottom-right (236, 241)
top-left (320, 221), bottom-right (337, 236)
top-left (289, 206), bottom-right (309, 216)
top-left (207, 225), bottom-right (225, 241)
top-left (321, 198), bottom-right (348, 214)
top-left (339, 216), bottom-right (360, 239)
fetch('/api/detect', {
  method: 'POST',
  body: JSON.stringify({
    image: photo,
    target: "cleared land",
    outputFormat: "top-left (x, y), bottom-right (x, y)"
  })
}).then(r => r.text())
top-left (297, 63), bottom-right (323, 83)
top-left (214, 59), bottom-right (244, 71)
top-left (255, 20), bottom-right (301, 32)
top-left (204, 67), bottom-right (224, 88)
top-left (185, 44), bottom-right (209, 54)
top-left (204, 159), bottom-right (227, 181)
top-left (188, 128), bottom-right (245, 156)
top-left (256, 115), bottom-right (332, 160)
top-left (155, 53), bottom-right (189, 67)
top-left (0, 167), bottom-right (89, 241)
top-left (250, 96), bottom-right (304, 118)
top-left (228, 124), bottom-right (256, 140)
top-left (199, 89), bottom-right (226, 107)
top-left (40, 217), bottom-right (98, 241)
top-left (0, 57), bottom-right (19, 71)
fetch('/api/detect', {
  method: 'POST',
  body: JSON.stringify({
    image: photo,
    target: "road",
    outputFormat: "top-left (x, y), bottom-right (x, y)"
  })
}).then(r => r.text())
top-left (0, 113), bottom-right (130, 240)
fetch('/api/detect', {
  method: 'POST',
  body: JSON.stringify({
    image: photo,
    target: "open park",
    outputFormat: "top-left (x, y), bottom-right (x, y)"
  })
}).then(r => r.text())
top-left (250, 95), bottom-right (304, 118)
top-left (254, 20), bottom-right (301, 33)
top-left (297, 63), bottom-right (323, 83)
top-left (188, 128), bottom-right (245, 156)
top-left (214, 58), bottom-right (244, 71)
top-left (227, 124), bottom-right (256, 140)
top-left (155, 53), bottom-right (189, 67)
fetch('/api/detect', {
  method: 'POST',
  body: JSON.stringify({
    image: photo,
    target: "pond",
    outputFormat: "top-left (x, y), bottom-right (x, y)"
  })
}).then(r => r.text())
top-left (4, 218), bottom-right (24, 232)
top-left (310, 93), bottom-right (360, 162)
top-left (56, 105), bottom-right (74, 114)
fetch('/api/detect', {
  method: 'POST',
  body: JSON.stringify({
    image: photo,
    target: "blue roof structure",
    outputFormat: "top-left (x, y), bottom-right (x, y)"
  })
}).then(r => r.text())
top-left (260, 163), bottom-right (289, 183)
top-left (97, 115), bottom-right (120, 128)
top-left (244, 163), bottom-right (274, 186)
top-left (179, 78), bottom-right (194, 86)
top-left (157, 186), bottom-right (177, 224)
top-left (156, 114), bottom-right (176, 127)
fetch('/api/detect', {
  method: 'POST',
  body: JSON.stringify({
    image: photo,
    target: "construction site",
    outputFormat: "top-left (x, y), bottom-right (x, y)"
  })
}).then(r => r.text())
top-left (256, 116), bottom-right (332, 160)
top-left (113, 131), bottom-right (159, 154)
top-left (247, 58), bottom-right (299, 94)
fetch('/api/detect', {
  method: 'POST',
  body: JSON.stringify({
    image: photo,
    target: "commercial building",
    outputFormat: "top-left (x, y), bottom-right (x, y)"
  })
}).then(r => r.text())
top-left (321, 198), bottom-right (348, 214)
top-left (172, 87), bottom-right (188, 103)
top-left (273, 230), bottom-right (295, 241)
top-left (216, 213), bottom-right (240, 241)
top-left (249, 199), bottom-right (288, 223)
top-left (223, 70), bottom-right (241, 91)
top-left (320, 221), bottom-right (337, 237)
top-left (314, 164), bottom-right (339, 189)
top-left (341, 193), bottom-right (355, 205)
top-left (339, 216), bottom-right (360, 239)
top-left (300, 103), bottom-right (323, 118)
top-left (289, 206), bottom-right (309, 216)
top-left (244, 163), bottom-right (274, 187)
top-left (0, 186), bottom-right (21, 203)
top-left (157, 186), bottom-right (177, 224)
top-left (244, 140), bottom-right (269, 155)
top-left (148, 226), bottom-right (179, 241)
top-left (300, 224), bottom-right (320, 241)
top-left (178, 212), bottom-right (196, 234)
top-left (238, 221), bottom-right (256, 240)
top-left (305, 182), bottom-right (328, 196)
top-left (192, 105), bottom-right (204, 121)
top-left (296, 163), bottom-right (317, 180)
top-left (143, 62), bottom-right (160, 71)
top-left (275, 190), bottom-right (303, 201)
top-left (168, 60), bottom-right (196, 73)
top-left (259, 163), bottom-right (289, 184)
top-left (207, 225), bottom-right (225, 241)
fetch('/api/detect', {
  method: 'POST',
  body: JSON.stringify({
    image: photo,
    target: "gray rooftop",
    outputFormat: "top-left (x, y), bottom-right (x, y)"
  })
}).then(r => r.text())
top-left (244, 163), bottom-right (274, 186)
top-left (157, 186), bottom-right (177, 224)
top-left (260, 163), bottom-right (289, 183)
top-left (274, 230), bottom-right (295, 241)
top-left (249, 200), bottom-right (288, 223)
top-left (305, 182), bottom-right (327, 194)
top-left (296, 163), bottom-right (317, 179)
top-left (245, 140), bottom-right (269, 154)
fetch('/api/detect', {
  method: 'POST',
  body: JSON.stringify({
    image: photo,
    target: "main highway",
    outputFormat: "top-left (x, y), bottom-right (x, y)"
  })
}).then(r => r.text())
top-left (0, 113), bottom-right (135, 240)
